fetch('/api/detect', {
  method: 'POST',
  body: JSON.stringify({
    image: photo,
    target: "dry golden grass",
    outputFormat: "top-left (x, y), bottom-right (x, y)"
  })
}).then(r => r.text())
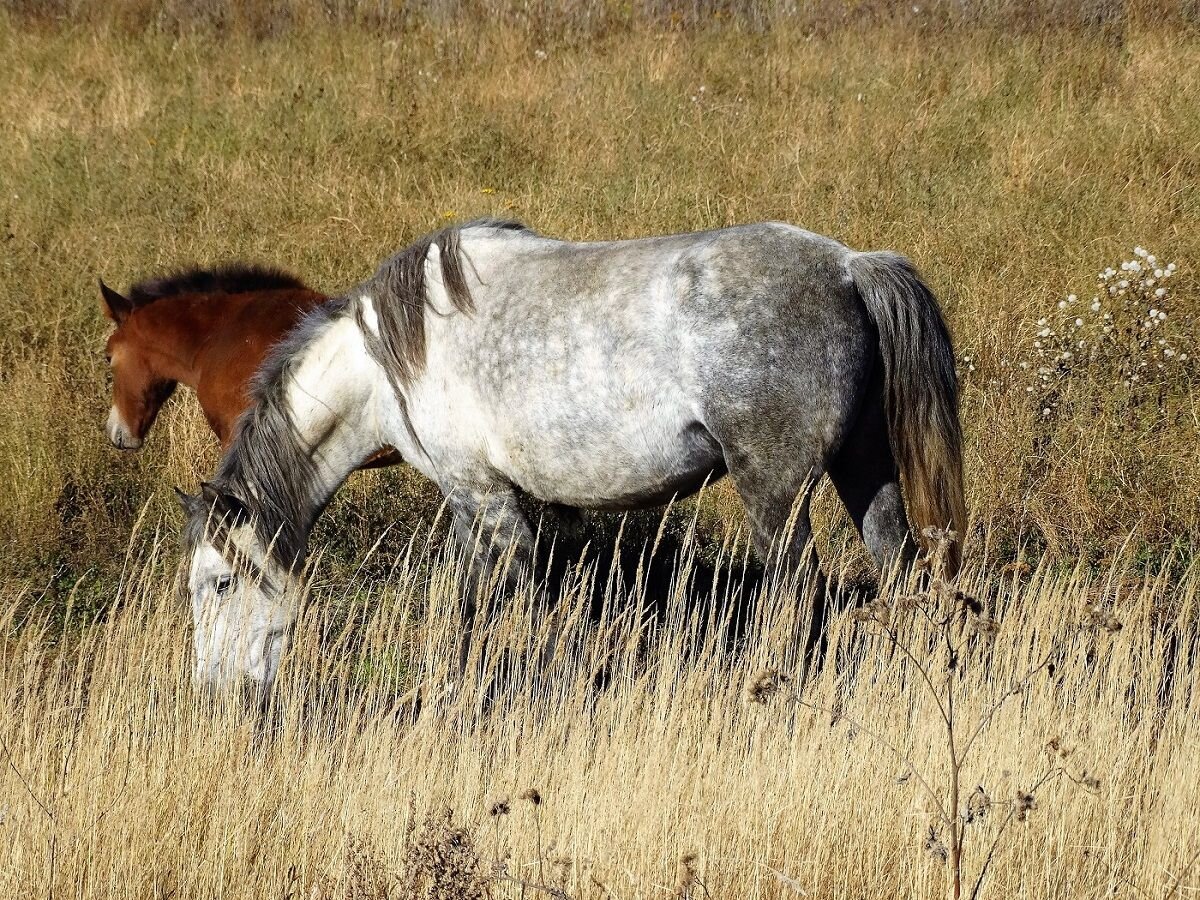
top-left (2, 524), bottom-right (1198, 898)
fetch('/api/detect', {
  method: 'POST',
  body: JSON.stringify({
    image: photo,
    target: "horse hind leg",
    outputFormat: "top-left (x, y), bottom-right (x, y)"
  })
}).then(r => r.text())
top-left (826, 383), bottom-right (916, 579)
top-left (718, 436), bottom-right (832, 665)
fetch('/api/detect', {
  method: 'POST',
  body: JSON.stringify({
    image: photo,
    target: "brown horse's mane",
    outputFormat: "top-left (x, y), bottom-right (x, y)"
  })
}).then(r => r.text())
top-left (127, 264), bottom-right (309, 308)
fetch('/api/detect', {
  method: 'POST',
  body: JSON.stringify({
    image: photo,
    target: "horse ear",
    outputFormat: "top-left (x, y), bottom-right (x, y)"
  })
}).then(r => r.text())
top-left (173, 486), bottom-right (204, 517)
top-left (200, 481), bottom-right (251, 526)
top-left (99, 279), bottom-right (133, 324)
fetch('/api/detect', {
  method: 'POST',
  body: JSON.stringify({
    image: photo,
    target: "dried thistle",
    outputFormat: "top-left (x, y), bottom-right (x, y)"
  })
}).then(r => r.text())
top-left (956, 589), bottom-right (984, 616)
top-left (519, 788), bottom-right (542, 806)
top-left (964, 785), bottom-right (991, 825)
top-left (488, 798), bottom-right (511, 817)
top-left (922, 526), bottom-right (958, 546)
top-left (925, 826), bottom-right (949, 864)
top-left (1083, 600), bottom-right (1123, 634)
top-left (399, 807), bottom-right (488, 900)
top-left (849, 596), bottom-right (893, 627)
top-left (1044, 736), bottom-right (1073, 760)
top-left (672, 853), bottom-right (699, 899)
top-left (1015, 790), bottom-right (1037, 822)
top-left (745, 667), bottom-right (789, 704)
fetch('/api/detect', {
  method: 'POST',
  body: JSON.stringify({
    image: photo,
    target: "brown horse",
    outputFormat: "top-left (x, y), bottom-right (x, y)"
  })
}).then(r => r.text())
top-left (99, 265), bottom-right (330, 450)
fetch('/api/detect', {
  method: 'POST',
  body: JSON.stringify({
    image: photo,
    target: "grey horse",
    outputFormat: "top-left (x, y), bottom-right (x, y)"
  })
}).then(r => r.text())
top-left (178, 219), bottom-right (965, 692)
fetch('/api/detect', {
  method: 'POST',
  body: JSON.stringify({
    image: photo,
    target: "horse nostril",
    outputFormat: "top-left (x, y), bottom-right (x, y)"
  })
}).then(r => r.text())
top-left (106, 407), bottom-right (143, 451)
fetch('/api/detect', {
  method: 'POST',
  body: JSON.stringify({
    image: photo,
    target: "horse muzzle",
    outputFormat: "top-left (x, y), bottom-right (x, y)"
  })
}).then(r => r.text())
top-left (106, 406), bottom-right (144, 451)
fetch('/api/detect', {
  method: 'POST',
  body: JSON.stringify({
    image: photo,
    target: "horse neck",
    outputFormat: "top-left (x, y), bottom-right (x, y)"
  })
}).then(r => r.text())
top-left (133, 295), bottom-right (232, 386)
top-left (241, 311), bottom-right (388, 554)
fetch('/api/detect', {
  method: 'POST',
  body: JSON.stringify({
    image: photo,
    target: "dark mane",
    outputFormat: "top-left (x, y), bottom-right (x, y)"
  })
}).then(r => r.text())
top-left (359, 217), bottom-right (530, 388)
top-left (128, 263), bottom-right (309, 308)
top-left (181, 299), bottom-right (349, 574)
top-left (182, 219), bottom-right (529, 572)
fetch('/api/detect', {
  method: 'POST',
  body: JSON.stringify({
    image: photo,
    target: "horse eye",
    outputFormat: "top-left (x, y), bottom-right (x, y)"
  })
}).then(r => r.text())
top-left (214, 574), bottom-right (235, 596)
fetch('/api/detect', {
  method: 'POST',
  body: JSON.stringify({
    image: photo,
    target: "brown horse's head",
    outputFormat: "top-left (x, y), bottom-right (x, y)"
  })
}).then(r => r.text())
top-left (99, 280), bottom-right (178, 451)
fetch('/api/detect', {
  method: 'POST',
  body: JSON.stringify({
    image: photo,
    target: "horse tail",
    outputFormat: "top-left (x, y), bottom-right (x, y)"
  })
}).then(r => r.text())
top-left (847, 250), bottom-right (967, 573)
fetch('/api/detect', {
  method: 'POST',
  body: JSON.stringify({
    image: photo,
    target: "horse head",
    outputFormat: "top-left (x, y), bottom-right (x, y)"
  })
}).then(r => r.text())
top-left (177, 482), bottom-right (300, 695)
top-left (99, 279), bottom-right (177, 450)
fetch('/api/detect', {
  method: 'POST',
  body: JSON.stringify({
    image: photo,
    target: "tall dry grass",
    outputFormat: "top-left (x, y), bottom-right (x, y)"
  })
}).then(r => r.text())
top-left (1, 519), bottom-right (1197, 898)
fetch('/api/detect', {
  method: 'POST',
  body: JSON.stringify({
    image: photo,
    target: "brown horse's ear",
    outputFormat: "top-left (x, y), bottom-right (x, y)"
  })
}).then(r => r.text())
top-left (200, 481), bottom-right (251, 527)
top-left (99, 279), bottom-right (133, 324)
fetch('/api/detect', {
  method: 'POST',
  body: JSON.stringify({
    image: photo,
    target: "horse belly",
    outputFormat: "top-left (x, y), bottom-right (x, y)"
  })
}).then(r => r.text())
top-left (494, 400), bottom-right (725, 511)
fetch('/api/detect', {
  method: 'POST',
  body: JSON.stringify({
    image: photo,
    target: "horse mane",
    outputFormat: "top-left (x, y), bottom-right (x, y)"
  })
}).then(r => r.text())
top-left (183, 218), bottom-right (529, 571)
top-left (359, 217), bottom-right (530, 387)
top-left (181, 298), bottom-right (347, 574)
top-left (128, 263), bottom-right (309, 308)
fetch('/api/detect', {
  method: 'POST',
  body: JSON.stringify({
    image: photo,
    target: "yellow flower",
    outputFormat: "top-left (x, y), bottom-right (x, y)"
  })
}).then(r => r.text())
top-left (480, 187), bottom-right (496, 195)
top-left (441, 210), bottom-right (455, 219)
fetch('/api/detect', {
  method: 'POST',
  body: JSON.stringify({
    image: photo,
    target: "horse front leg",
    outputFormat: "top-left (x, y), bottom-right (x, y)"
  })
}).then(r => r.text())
top-left (445, 483), bottom-right (536, 683)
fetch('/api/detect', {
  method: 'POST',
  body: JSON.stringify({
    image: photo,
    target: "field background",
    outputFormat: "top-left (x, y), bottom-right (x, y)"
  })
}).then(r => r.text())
top-left (1, 2), bottom-right (1199, 898)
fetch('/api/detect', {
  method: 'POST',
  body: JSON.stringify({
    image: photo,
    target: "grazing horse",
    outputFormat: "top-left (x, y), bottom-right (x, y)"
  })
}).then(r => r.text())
top-left (179, 219), bottom-right (966, 692)
top-left (99, 266), bottom-right (329, 449)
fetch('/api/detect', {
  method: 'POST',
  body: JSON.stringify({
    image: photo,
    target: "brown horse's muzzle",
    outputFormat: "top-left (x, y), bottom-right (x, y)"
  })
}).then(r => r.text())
top-left (106, 405), bottom-right (144, 451)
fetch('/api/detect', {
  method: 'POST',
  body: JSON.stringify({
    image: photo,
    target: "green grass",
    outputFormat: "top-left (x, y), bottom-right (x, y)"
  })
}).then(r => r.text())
top-left (0, 12), bottom-right (1198, 606)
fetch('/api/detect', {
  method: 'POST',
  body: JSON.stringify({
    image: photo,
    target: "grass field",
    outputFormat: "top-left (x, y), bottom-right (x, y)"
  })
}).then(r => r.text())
top-left (1, 4), bottom-right (1199, 898)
